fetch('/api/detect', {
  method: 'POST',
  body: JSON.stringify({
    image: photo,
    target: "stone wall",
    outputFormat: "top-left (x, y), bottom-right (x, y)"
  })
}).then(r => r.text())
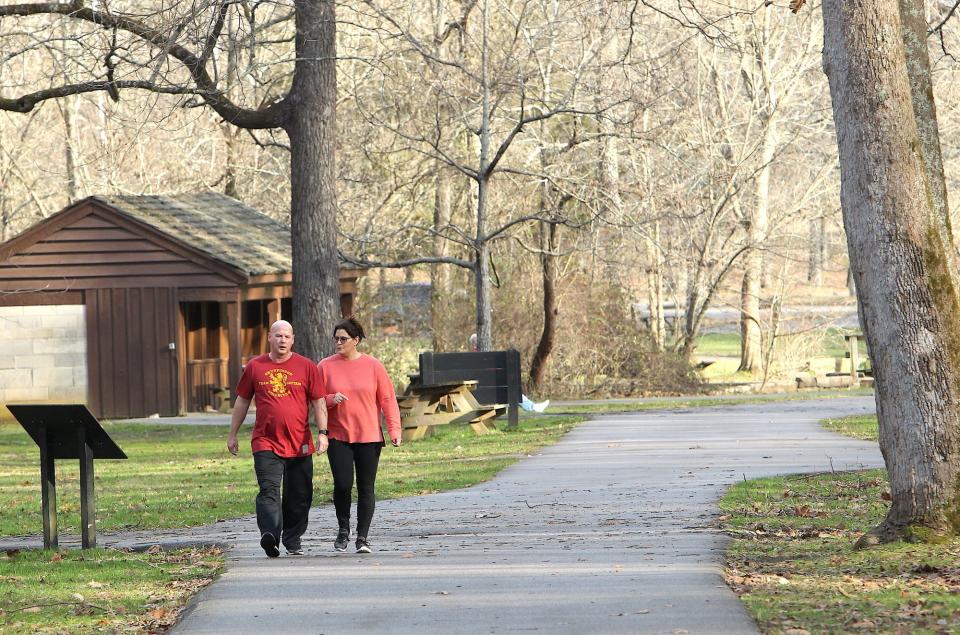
top-left (0, 304), bottom-right (87, 421)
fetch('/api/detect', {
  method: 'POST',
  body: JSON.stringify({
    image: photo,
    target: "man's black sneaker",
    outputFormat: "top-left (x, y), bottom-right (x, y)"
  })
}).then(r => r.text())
top-left (286, 546), bottom-right (304, 556)
top-left (355, 537), bottom-right (371, 554)
top-left (334, 529), bottom-right (349, 552)
top-left (260, 532), bottom-right (280, 558)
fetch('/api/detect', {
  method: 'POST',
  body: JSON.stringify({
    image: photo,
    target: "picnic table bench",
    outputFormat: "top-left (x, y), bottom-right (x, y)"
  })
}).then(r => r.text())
top-left (398, 379), bottom-right (506, 441)
top-left (396, 349), bottom-right (522, 441)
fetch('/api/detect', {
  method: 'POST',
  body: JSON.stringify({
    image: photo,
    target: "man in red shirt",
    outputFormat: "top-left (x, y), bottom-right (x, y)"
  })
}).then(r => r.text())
top-left (227, 320), bottom-right (328, 557)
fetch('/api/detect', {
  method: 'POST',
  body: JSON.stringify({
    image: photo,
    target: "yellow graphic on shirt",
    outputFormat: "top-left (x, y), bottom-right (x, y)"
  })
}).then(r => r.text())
top-left (258, 369), bottom-right (303, 398)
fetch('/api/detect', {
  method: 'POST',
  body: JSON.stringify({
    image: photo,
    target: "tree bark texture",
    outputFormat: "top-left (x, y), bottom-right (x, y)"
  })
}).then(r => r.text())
top-left (807, 216), bottom-right (826, 286)
top-left (646, 223), bottom-right (665, 352)
top-left (474, 0), bottom-right (493, 352)
top-left (738, 118), bottom-right (774, 373)
top-left (431, 167), bottom-right (453, 351)
top-left (822, 0), bottom-right (960, 543)
top-left (288, 0), bottom-right (340, 361)
top-left (529, 220), bottom-right (558, 390)
top-left (474, 176), bottom-right (493, 351)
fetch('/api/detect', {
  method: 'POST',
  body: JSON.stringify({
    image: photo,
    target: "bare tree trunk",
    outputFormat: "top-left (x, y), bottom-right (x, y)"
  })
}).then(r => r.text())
top-left (823, 0), bottom-right (960, 545)
top-left (431, 167), bottom-right (452, 350)
top-left (288, 0), bottom-right (340, 361)
top-left (474, 175), bottom-right (492, 350)
top-left (222, 17), bottom-right (240, 199)
top-left (59, 99), bottom-right (78, 203)
top-left (646, 223), bottom-right (665, 352)
top-left (807, 216), bottom-right (826, 286)
top-left (529, 220), bottom-right (557, 389)
top-left (529, 101), bottom-right (560, 386)
top-left (739, 9), bottom-right (774, 374)
top-left (473, 0), bottom-right (493, 352)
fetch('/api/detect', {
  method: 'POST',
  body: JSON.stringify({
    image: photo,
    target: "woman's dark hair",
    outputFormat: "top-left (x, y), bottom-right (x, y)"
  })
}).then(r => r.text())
top-left (333, 316), bottom-right (366, 341)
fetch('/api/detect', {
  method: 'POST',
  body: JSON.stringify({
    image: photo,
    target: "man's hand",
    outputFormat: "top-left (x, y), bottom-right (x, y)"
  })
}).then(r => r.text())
top-left (391, 436), bottom-right (402, 447)
top-left (332, 392), bottom-right (348, 405)
top-left (228, 396), bottom-right (251, 457)
top-left (315, 435), bottom-right (329, 454)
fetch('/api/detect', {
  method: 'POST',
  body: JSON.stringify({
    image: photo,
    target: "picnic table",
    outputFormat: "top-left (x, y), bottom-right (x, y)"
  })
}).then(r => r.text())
top-left (398, 378), bottom-right (506, 441)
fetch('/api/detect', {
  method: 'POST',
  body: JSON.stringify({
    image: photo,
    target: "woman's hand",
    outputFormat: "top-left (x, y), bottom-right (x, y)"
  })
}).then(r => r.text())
top-left (391, 436), bottom-right (402, 447)
top-left (332, 392), bottom-right (348, 405)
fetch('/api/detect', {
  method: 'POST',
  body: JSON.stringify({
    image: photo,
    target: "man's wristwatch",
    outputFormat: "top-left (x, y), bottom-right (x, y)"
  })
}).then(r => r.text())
top-left (319, 429), bottom-right (329, 435)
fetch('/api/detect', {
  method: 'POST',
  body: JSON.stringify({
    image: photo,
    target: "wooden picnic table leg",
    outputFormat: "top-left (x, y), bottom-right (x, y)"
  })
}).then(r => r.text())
top-left (402, 426), bottom-right (432, 442)
top-left (848, 334), bottom-right (861, 387)
top-left (469, 421), bottom-right (496, 435)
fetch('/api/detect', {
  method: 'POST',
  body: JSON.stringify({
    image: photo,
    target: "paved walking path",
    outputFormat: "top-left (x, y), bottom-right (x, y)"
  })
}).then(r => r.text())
top-left (164, 396), bottom-right (881, 635)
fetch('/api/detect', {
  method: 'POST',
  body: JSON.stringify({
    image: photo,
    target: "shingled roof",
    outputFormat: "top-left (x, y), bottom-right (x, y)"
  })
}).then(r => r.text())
top-left (97, 192), bottom-right (292, 276)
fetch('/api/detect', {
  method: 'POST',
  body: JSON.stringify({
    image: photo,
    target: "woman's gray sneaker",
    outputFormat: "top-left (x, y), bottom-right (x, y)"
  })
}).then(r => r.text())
top-left (355, 537), bottom-right (371, 554)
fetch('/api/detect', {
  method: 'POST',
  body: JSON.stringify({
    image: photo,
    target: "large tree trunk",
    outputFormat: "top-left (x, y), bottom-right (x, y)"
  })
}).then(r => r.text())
top-left (823, 0), bottom-right (960, 545)
top-left (288, 0), bottom-right (340, 361)
top-left (529, 220), bottom-right (558, 389)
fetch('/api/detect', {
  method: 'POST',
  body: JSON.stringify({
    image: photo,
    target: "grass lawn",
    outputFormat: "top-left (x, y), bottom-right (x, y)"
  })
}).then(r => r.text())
top-left (822, 414), bottom-right (879, 440)
top-left (0, 414), bottom-right (583, 632)
top-left (555, 388), bottom-right (874, 415)
top-left (696, 328), bottom-right (869, 360)
top-left (721, 414), bottom-right (960, 633)
top-left (0, 546), bottom-right (222, 634)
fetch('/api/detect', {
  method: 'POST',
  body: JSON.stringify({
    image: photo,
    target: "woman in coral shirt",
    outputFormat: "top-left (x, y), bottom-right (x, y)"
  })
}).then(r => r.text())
top-left (318, 317), bottom-right (401, 553)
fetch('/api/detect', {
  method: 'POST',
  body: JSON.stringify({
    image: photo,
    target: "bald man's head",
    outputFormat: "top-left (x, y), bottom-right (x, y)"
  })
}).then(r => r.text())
top-left (268, 320), bottom-right (295, 360)
top-left (270, 320), bottom-right (293, 335)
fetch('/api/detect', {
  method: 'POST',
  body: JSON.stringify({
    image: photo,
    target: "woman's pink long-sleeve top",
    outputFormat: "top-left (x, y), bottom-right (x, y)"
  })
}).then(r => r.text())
top-left (317, 353), bottom-right (401, 443)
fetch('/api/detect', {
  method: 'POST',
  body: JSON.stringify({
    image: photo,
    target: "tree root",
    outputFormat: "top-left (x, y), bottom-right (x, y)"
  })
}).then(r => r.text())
top-left (855, 517), bottom-right (950, 549)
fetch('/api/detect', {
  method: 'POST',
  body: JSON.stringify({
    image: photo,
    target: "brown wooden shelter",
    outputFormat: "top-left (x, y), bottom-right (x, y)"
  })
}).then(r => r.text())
top-left (0, 193), bottom-right (365, 418)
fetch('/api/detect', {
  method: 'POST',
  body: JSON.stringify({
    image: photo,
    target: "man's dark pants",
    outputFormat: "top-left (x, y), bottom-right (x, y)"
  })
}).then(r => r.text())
top-left (253, 451), bottom-right (313, 551)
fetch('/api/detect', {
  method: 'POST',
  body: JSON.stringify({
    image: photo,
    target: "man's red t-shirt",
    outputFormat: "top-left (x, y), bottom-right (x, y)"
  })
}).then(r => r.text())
top-left (236, 352), bottom-right (323, 458)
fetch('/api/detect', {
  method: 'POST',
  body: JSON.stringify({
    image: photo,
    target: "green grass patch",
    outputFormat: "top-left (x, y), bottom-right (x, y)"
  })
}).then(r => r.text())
top-left (696, 333), bottom-right (742, 356)
top-left (555, 389), bottom-right (874, 415)
top-left (0, 546), bottom-right (222, 634)
top-left (822, 414), bottom-right (879, 441)
top-left (721, 471), bottom-right (960, 633)
top-left (699, 359), bottom-right (752, 381)
top-left (695, 328), bottom-right (869, 359)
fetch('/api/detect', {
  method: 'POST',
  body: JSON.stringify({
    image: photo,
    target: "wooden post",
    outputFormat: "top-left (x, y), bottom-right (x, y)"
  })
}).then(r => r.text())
top-left (38, 426), bottom-right (58, 550)
top-left (847, 334), bottom-right (861, 387)
top-left (506, 349), bottom-right (521, 429)
top-left (226, 298), bottom-right (242, 401)
top-left (266, 298), bottom-right (282, 324)
top-left (78, 427), bottom-right (96, 549)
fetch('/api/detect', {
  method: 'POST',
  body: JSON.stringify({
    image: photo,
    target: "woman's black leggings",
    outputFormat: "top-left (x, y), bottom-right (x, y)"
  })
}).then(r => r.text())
top-left (327, 439), bottom-right (382, 538)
